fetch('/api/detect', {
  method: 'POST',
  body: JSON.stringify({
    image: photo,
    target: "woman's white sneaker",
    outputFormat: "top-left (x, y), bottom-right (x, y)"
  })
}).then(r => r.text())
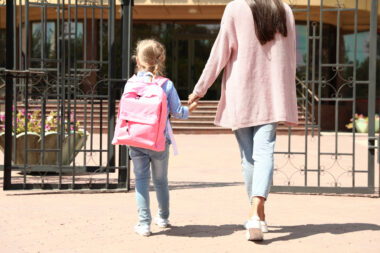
top-left (154, 216), bottom-right (169, 228)
top-left (260, 221), bottom-right (268, 232)
top-left (134, 224), bottom-right (151, 237)
top-left (245, 216), bottom-right (264, 241)
top-left (244, 220), bottom-right (268, 232)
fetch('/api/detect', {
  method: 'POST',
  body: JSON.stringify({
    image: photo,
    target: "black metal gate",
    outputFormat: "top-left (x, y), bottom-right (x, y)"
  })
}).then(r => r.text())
top-left (1, 0), bottom-right (133, 190)
top-left (271, 0), bottom-right (379, 194)
top-left (1, 0), bottom-right (378, 193)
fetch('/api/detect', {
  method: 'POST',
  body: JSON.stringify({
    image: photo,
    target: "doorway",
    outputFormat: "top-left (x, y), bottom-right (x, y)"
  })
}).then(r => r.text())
top-left (172, 36), bottom-right (222, 100)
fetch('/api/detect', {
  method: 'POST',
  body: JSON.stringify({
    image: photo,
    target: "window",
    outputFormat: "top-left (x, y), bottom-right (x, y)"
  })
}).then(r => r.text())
top-left (31, 22), bottom-right (56, 60)
top-left (296, 24), bottom-right (307, 67)
top-left (343, 31), bottom-right (380, 98)
top-left (31, 21), bottom-right (84, 68)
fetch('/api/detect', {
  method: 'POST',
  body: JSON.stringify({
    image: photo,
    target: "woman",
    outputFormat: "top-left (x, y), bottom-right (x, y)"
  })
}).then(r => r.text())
top-left (188, 0), bottom-right (298, 241)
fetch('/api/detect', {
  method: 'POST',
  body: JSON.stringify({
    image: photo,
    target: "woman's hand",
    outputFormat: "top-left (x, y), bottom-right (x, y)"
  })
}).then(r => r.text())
top-left (188, 93), bottom-right (201, 105)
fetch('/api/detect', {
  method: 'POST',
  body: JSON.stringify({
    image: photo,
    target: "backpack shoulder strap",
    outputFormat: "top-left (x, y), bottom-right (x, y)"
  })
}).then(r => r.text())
top-left (126, 74), bottom-right (168, 88)
top-left (128, 74), bottom-right (139, 83)
top-left (153, 76), bottom-right (169, 87)
top-left (123, 75), bottom-right (140, 94)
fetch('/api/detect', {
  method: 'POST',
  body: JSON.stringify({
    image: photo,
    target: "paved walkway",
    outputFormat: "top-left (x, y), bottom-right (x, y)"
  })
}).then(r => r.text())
top-left (1, 134), bottom-right (380, 253)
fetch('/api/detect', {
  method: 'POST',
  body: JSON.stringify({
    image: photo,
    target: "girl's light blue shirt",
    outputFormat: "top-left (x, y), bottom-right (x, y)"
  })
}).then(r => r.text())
top-left (124, 71), bottom-right (189, 142)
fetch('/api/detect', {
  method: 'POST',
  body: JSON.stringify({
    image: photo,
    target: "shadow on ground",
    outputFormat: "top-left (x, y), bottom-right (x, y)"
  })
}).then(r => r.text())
top-left (255, 223), bottom-right (380, 244)
top-left (4, 181), bottom-right (244, 195)
top-left (128, 180), bottom-right (244, 191)
top-left (154, 224), bottom-right (244, 238)
top-left (167, 181), bottom-right (244, 191)
top-left (153, 223), bottom-right (380, 241)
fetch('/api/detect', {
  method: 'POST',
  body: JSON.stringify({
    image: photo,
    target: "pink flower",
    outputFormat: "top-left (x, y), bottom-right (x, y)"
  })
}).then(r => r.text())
top-left (70, 113), bottom-right (76, 122)
top-left (21, 109), bottom-right (25, 115)
top-left (0, 114), bottom-right (5, 121)
top-left (45, 125), bottom-right (51, 131)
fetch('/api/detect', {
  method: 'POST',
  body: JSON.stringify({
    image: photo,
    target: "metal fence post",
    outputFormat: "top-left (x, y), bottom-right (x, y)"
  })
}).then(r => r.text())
top-left (367, 0), bottom-right (378, 190)
top-left (118, 0), bottom-right (133, 190)
top-left (106, 0), bottom-right (116, 189)
top-left (3, 0), bottom-right (14, 190)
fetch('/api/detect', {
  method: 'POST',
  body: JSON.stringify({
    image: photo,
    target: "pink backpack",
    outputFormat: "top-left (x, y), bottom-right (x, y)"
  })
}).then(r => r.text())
top-left (112, 75), bottom-right (169, 152)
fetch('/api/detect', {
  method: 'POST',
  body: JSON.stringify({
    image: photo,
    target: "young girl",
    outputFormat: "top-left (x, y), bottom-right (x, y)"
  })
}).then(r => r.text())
top-left (128, 39), bottom-right (197, 237)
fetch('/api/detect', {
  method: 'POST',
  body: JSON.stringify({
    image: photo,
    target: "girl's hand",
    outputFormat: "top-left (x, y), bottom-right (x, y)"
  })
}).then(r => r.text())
top-left (188, 93), bottom-right (201, 105)
top-left (189, 101), bottom-right (198, 113)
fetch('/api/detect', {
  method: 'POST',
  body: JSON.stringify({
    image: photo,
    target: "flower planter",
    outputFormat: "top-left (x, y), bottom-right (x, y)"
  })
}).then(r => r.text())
top-left (346, 114), bottom-right (380, 133)
top-left (354, 118), bottom-right (368, 133)
top-left (354, 118), bottom-right (380, 133)
top-left (0, 131), bottom-right (87, 166)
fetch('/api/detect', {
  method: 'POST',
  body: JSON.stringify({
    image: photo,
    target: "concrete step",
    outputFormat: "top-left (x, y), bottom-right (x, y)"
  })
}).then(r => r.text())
top-left (174, 100), bottom-right (313, 134)
top-left (173, 126), bottom-right (315, 135)
top-left (190, 111), bottom-right (218, 116)
top-left (173, 126), bottom-right (232, 134)
top-left (172, 119), bottom-right (309, 127)
top-left (191, 106), bottom-right (219, 111)
top-left (181, 100), bottom-right (219, 106)
top-left (174, 115), bottom-right (215, 121)
top-left (172, 121), bottom-right (217, 128)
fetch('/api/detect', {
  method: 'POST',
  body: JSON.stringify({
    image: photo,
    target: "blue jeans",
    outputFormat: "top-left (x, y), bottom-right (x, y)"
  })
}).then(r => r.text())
top-left (129, 141), bottom-right (170, 226)
top-left (234, 123), bottom-right (277, 201)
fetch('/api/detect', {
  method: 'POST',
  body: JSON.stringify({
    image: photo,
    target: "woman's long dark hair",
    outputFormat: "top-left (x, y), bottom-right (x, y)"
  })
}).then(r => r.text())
top-left (246, 0), bottom-right (288, 45)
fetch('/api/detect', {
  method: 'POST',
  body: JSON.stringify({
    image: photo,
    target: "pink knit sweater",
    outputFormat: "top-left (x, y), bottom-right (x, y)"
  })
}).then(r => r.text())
top-left (193, 0), bottom-right (298, 130)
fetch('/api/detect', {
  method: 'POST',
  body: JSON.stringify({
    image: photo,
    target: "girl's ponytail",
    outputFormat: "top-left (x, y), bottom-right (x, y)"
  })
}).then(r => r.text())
top-left (153, 50), bottom-right (165, 77)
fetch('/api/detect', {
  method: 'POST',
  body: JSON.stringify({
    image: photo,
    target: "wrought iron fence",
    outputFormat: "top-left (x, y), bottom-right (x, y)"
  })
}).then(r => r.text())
top-left (271, 0), bottom-right (378, 194)
top-left (1, 0), bottom-right (133, 190)
top-left (0, 0), bottom-right (378, 193)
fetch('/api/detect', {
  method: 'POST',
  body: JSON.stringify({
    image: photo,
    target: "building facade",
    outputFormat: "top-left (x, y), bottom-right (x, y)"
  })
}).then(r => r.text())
top-left (0, 0), bottom-right (379, 100)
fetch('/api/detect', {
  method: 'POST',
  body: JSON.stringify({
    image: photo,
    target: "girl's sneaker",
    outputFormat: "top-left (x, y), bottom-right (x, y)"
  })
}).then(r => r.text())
top-left (154, 216), bottom-right (169, 228)
top-left (134, 224), bottom-right (151, 237)
top-left (243, 220), bottom-right (268, 233)
top-left (245, 216), bottom-right (264, 241)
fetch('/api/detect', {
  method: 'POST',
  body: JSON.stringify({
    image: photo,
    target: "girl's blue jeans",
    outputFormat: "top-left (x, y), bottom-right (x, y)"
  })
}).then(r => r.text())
top-left (234, 123), bottom-right (277, 201)
top-left (129, 141), bottom-right (170, 227)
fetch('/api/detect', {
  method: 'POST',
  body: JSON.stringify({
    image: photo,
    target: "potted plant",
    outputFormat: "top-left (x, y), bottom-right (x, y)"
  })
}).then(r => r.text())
top-left (345, 113), bottom-right (380, 133)
top-left (0, 109), bottom-right (87, 166)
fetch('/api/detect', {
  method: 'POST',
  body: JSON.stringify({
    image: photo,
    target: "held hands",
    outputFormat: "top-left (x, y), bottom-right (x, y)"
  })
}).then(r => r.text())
top-left (188, 93), bottom-right (201, 113)
top-left (189, 101), bottom-right (198, 113)
top-left (188, 93), bottom-right (201, 105)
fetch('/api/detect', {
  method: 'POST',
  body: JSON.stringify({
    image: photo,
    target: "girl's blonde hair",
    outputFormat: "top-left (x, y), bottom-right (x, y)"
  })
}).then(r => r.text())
top-left (134, 39), bottom-right (166, 77)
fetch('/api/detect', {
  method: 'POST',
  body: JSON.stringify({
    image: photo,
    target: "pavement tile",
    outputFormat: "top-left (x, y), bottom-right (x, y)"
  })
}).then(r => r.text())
top-left (1, 134), bottom-right (379, 253)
